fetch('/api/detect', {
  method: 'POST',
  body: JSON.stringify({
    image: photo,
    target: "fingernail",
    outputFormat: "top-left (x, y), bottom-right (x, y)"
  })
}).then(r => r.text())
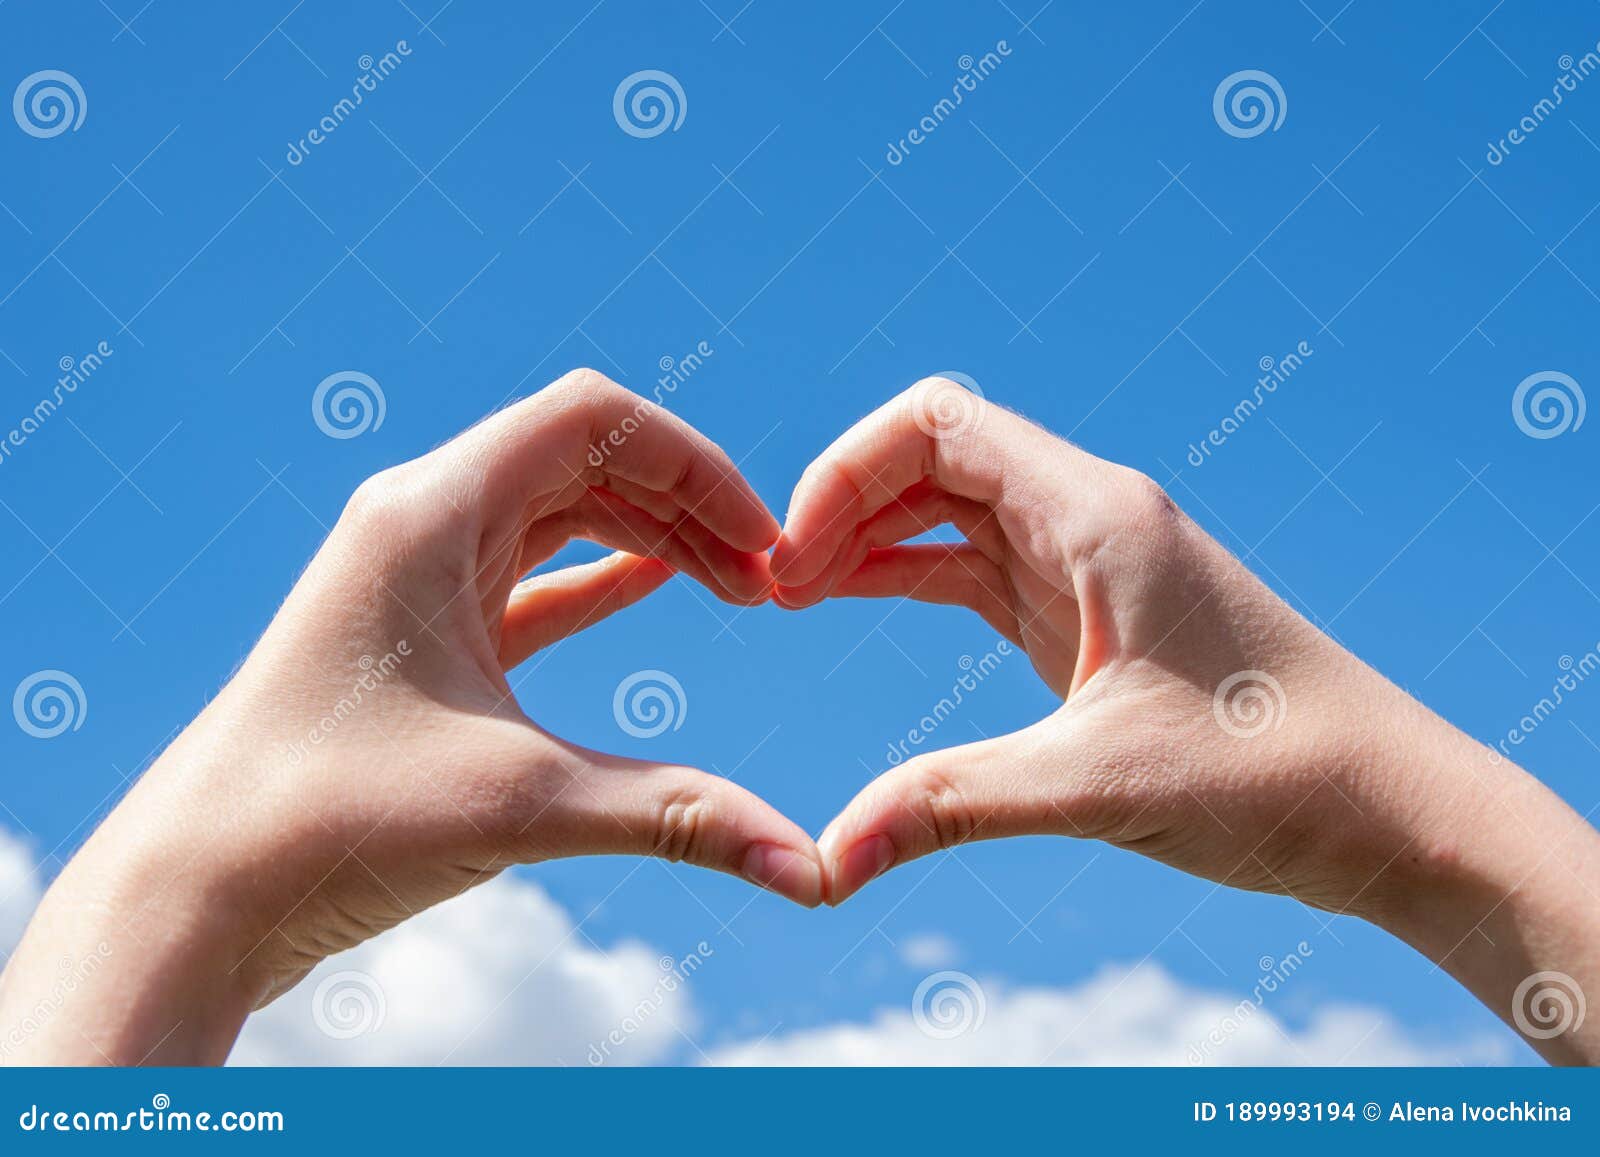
top-left (742, 843), bottom-right (823, 909)
top-left (769, 544), bottom-right (803, 584)
top-left (830, 834), bottom-right (895, 905)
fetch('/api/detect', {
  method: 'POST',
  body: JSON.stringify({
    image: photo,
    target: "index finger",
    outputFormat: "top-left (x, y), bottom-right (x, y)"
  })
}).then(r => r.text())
top-left (772, 376), bottom-right (1066, 586)
top-left (457, 369), bottom-right (781, 554)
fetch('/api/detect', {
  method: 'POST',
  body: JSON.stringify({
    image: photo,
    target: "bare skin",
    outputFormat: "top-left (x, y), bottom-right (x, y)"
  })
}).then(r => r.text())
top-left (0, 369), bottom-right (822, 1064)
top-left (774, 378), bottom-right (1600, 1065)
top-left (1, 373), bottom-right (1595, 1065)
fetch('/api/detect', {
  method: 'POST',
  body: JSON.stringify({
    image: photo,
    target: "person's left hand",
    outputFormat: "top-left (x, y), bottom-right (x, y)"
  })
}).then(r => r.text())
top-left (0, 369), bottom-right (822, 1064)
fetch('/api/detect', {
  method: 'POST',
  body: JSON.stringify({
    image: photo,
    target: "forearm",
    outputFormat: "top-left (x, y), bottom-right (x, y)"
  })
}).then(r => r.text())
top-left (1370, 715), bottom-right (1600, 1064)
top-left (0, 749), bottom-right (264, 1065)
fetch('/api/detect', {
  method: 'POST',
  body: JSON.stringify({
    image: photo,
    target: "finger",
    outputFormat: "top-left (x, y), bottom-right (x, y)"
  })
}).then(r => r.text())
top-left (500, 553), bottom-right (672, 668)
top-left (829, 545), bottom-right (1021, 644)
top-left (772, 480), bottom-right (1007, 609)
top-left (533, 487), bottom-right (753, 605)
top-left (601, 475), bottom-right (773, 603)
top-left (846, 478), bottom-right (1008, 564)
top-left (529, 741), bottom-right (825, 908)
top-left (774, 377), bottom-right (1064, 586)
top-left (818, 719), bottom-right (1080, 905)
top-left (461, 369), bottom-right (780, 553)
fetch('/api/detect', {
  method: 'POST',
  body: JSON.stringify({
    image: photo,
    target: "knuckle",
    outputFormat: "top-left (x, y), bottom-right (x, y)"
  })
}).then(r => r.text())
top-left (1113, 465), bottom-right (1176, 515)
top-left (551, 366), bottom-right (625, 405)
top-left (905, 763), bottom-right (977, 850)
top-left (341, 465), bottom-right (414, 527)
top-left (652, 790), bottom-right (712, 865)
top-left (336, 460), bottom-right (468, 567)
top-left (1092, 465), bottom-right (1184, 551)
top-left (904, 375), bottom-right (982, 422)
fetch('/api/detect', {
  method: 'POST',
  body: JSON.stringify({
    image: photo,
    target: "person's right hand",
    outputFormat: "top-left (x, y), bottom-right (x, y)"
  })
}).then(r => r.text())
top-left (774, 378), bottom-right (1600, 1064)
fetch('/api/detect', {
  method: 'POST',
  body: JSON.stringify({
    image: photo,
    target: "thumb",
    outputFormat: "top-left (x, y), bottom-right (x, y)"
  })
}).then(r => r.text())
top-left (525, 737), bottom-right (825, 908)
top-left (819, 714), bottom-right (1096, 905)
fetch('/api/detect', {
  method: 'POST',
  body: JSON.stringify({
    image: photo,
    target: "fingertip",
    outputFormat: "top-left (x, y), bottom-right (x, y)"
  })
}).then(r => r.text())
top-left (723, 511), bottom-right (782, 555)
top-left (742, 842), bottom-right (825, 908)
top-left (769, 532), bottom-right (814, 586)
top-left (823, 833), bottom-right (895, 906)
top-left (756, 508), bottom-right (783, 552)
top-left (771, 584), bottom-right (822, 611)
top-left (626, 552), bottom-right (676, 584)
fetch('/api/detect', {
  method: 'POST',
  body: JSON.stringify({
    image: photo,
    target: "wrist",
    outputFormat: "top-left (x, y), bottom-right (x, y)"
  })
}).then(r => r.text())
top-left (0, 719), bottom-right (279, 1064)
top-left (0, 820), bottom-right (263, 1064)
top-left (1359, 710), bottom-right (1600, 1063)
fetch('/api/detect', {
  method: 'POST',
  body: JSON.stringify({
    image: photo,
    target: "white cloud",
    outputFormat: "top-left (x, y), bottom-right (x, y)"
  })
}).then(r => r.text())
top-left (708, 963), bottom-right (1513, 1067)
top-left (231, 872), bottom-right (708, 1066)
top-left (0, 826), bottom-right (1514, 1068)
top-left (898, 932), bottom-right (959, 970)
top-left (0, 827), bottom-right (43, 958)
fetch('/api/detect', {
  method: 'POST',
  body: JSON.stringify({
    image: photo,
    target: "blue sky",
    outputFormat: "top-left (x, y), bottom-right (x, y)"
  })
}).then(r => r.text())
top-left (3, 0), bottom-right (1598, 1064)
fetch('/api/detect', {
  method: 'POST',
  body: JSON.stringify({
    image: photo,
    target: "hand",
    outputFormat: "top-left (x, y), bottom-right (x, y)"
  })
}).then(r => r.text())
top-left (0, 369), bottom-right (823, 1065)
top-left (775, 378), bottom-right (1600, 1064)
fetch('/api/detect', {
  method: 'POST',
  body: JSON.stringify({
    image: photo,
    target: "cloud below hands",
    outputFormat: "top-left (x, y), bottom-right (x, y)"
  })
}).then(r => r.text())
top-left (0, 829), bottom-right (43, 959)
top-left (0, 822), bottom-right (700, 1066)
top-left (707, 964), bottom-right (1513, 1067)
top-left (0, 827), bottom-right (1512, 1067)
top-left (230, 871), bottom-right (702, 1066)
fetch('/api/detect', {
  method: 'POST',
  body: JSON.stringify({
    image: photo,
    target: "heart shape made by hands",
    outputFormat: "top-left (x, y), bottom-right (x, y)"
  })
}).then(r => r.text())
top-left (549, 372), bottom-right (1333, 918)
